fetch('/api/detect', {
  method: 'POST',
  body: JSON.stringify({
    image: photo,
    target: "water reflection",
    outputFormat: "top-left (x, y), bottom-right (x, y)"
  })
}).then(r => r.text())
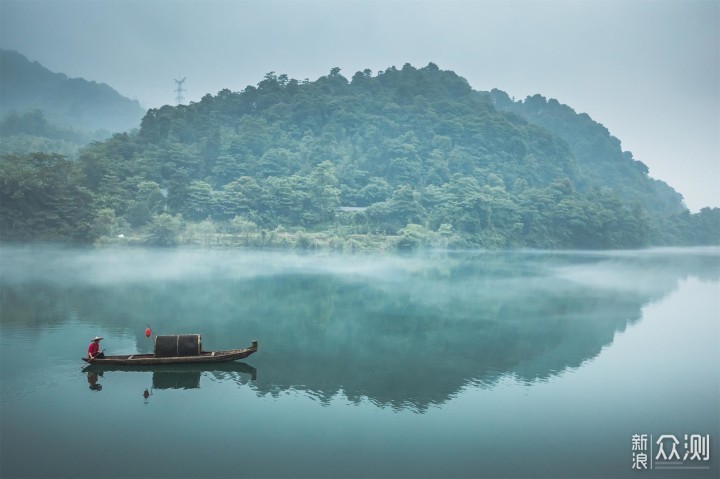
top-left (152, 370), bottom-right (201, 389)
top-left (243, 250), bottom-right (719, 412)
top-left (3, 247), bottom-right (718, 413)
top-left (86, 371), bottom-right (103, 391)
top-left (82, 362), bottom-right (258, 398)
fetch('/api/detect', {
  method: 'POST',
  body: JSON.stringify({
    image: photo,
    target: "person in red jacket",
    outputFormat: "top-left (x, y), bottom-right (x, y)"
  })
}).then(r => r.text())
top-left (88, 336), bottom-right (105, 360)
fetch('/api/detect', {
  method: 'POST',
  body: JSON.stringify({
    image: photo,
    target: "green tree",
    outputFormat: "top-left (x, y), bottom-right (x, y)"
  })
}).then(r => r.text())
top-left (145, 213), bottom-right (182, 246)
top-left (0, 152), bottom-right (96, 242)
top-left (136, 180), bottom-right (166, 214)
top-left (92, 208), bottom-right (121, 238)
top-left (691, 207), bottom-right (720, 245)
top-left (166, 170), bottom-right (190, 214)
top-left (215, 176), bottom-right (261, 221)
top-left (397, 223), bottom-right (435, 250)
top-left (183, 180), bottom-right (214, 221)
top-left (368, 185), bottom-right (425, 233)
top-left (125, 201), bottom-right (153, 227)
top-left (306, 161), bottom-right (341, 224)
top-left (357, 177), bottom-right (392, 206)
top-left (257, 148), bottom-right (298, 178)
top-left (260, 175), bottom-right (308, 227)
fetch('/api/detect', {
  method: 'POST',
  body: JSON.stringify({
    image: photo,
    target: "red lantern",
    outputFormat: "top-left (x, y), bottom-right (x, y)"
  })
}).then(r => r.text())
top-left (145, 327), bottom-right (152, 338)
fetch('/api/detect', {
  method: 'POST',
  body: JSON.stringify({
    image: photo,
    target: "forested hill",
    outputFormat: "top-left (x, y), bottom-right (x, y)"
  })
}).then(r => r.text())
top-left (0, 50), bottom-right (145, 134)
top-left (488, 90), bottom-right (685, 216)
top-left (1, 63), bottom-right (717, 248)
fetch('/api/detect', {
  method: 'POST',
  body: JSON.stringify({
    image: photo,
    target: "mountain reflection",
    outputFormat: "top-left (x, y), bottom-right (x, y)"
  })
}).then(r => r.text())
top-left (2, 247), bottom-right (718, 412)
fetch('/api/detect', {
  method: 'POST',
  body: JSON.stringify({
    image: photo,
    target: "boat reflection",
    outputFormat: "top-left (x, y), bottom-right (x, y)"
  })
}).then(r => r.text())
top-left (83, 361), bottom-right (256, 377)
top-left (82, 362), bottom-right (257, 397)
top-left (152, 370), bottom-right (201, 389)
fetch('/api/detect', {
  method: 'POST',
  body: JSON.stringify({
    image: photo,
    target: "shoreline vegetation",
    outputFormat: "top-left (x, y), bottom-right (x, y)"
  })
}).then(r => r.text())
top-left (94, 217), bottom-right (456, 252)
top-left (91, 215), bottom-right (716, 253)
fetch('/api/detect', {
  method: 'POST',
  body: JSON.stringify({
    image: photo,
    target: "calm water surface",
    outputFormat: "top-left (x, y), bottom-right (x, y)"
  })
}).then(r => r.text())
top-left (1, 247), bottom-right (718, 478)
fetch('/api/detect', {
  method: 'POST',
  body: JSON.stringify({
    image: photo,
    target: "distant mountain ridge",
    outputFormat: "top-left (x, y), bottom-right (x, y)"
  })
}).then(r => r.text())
top-left (488, 90), bottom-right (685, 216)
top-left (0, 49), bottom-right (145, 134)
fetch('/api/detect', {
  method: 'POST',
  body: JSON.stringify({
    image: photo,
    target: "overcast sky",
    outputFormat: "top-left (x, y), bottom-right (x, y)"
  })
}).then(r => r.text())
top-left (1, 0), bottom-right (718, 211)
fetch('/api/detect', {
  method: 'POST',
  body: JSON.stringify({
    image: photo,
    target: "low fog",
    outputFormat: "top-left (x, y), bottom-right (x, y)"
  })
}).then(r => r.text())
top-left (2, 246), bottom-right (717, 308)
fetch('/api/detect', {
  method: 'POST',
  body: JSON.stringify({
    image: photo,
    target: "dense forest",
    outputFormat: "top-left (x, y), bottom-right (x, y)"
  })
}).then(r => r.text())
top-left (1, 62), bottom-right (717, 249)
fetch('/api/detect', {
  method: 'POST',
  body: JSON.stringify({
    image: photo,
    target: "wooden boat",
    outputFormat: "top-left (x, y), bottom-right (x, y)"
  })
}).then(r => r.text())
top-left (82, 340), bottom-right (257, 366)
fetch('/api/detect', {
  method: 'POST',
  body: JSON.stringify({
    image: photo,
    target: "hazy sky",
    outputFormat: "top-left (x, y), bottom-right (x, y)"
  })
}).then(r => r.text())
top-left (1, 0), bottom-right (718, 211)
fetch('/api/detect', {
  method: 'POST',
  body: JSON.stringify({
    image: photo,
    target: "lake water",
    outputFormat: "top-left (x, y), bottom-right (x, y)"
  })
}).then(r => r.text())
top-left (0, 246), bottom-right (718, 478)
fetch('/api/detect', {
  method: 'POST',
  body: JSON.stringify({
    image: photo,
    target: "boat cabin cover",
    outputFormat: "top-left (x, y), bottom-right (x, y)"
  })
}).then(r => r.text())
top-left (155, 334), bottom-right (202, 357)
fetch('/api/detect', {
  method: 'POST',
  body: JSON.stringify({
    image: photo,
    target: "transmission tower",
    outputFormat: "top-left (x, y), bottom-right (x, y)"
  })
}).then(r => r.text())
top-left (174, 77), bottom-right (186, 105)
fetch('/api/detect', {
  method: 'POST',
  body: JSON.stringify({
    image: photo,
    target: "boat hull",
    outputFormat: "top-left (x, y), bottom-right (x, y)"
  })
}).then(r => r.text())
top-left (82, 342), bottom-right (257, 366)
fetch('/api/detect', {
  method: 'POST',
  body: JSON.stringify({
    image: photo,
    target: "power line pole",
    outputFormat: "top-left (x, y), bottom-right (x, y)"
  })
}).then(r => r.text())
top-left (174, 77), bottom-right (186, 105)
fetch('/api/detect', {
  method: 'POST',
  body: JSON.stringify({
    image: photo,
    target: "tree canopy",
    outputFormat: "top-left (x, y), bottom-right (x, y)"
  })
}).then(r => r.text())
top-left (1, 63), bottom-right (717, 249)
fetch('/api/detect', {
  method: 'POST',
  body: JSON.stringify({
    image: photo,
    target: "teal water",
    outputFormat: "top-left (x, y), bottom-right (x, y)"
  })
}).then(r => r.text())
top-left (1, 247), bottom-right (718, 478)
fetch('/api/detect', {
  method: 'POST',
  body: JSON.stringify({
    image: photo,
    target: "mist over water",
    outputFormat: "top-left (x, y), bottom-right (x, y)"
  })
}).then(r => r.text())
top-left (1, 246), bottom-right (718, 478)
